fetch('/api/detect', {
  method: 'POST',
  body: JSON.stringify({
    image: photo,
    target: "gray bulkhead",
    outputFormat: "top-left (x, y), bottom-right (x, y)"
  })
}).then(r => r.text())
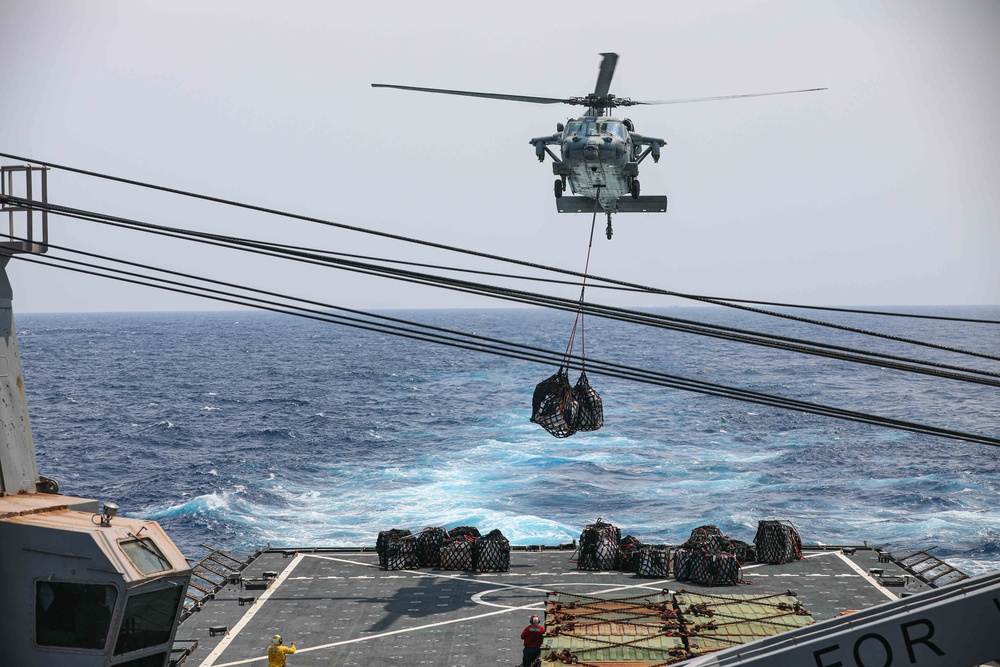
top-left (0, 164), bottom-right (193, 667)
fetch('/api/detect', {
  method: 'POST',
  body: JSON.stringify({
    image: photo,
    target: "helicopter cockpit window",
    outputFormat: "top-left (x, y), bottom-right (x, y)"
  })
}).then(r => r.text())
top-left (601, 122), bottom-right (626, 139)
top-left (583, 121), bottom-right (599, 136)
top-left (565, 121), bottom-right (582, 136)
top-left (36, 581), bottom-right (118, 650)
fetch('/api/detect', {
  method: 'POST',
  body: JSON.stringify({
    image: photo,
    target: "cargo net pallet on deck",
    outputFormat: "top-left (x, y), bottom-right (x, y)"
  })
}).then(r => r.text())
top-left (542, 588), bottom-right (814, 666)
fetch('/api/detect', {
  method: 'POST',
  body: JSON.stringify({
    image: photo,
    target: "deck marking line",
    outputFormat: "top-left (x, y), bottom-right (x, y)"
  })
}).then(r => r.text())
top-left (834, 551), bottom-right (898, 601)
top-left (209, 574), bottom-right (677, 667)
top-left (212, 577), bottom-right (679, 666)
top-left (303, 553), bottom-right (379, 568)
top-left (209, 600), bottom-right (548, 666)
top-left (200, 552), bottom-right (306, 667)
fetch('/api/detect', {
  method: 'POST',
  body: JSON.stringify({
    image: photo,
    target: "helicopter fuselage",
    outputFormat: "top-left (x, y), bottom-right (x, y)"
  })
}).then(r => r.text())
top-left (561, 116), bottom-right (635, 209)
top-left (530, 113), bottom-right (665, 219)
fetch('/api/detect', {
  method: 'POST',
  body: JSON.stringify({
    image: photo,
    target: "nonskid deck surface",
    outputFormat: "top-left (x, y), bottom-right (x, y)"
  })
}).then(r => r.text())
top-left (174, 546), bottom-right (924, 667)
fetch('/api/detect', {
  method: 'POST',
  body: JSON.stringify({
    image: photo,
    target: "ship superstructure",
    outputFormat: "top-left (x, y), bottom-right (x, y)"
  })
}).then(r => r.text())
top-left (0, 164), bottom-right (192, 666)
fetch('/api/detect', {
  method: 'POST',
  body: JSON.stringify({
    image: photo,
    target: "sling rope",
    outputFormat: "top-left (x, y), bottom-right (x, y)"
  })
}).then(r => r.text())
top-left (563, 208), bottom-right (598, 369)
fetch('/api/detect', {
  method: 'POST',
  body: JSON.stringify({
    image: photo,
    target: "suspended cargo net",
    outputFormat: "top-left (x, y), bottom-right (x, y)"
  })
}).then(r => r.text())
top-left (530, 211), bottom-right (604, 438)
top-left (472, 529), bottom-right (510, 572)
top-left (572, 371), bottom-right (604, 432)
top-left (753, 520), bottom-right (803, 564)
top-left (531, 369), bottom-right (580, 438)
top-left (376, 528), bottom-right (412, 568)
top-left (576, 519), bottom-right (621, 571)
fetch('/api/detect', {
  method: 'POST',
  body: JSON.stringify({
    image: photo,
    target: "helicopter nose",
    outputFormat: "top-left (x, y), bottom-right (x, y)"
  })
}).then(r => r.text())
top-left (584, 144), bottom-right (599, 161)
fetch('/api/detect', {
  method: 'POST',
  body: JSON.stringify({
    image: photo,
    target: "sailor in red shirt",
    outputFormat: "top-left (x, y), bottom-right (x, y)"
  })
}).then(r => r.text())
top-left (519, 614), bottom-right (545, 667)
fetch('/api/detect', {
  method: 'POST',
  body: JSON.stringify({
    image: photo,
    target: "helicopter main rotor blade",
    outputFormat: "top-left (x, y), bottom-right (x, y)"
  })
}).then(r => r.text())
top-left (634, 87), bottom-right (828, 105)
top-left (592, 53), bottom-right (619, 98)
top-left (371, 83), bottom-right (570, 105)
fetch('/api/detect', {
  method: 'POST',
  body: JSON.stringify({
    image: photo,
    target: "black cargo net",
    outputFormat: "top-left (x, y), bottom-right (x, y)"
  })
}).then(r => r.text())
top-left (673, 549), bottom-right (743, 586)
top-left (576, 519), bottom-right (622, 570)
top-left (635, 546), bottom-right (674, 578)
top-left (384, 536), bottom-right (419, 570)
top-left (440, 536), bottom-right (475, 570)
top-left (376, 528), bottom-right (412, 568)
top-left (415, 527), bottom-right (447, 567)
top-left (669, 525), bottom-right (758, 586)
top-left (472, 529), bottom-right (511, 572)
top-left (618, 535), bottom-right (645, 572)
top-left (530, 213), bottom-right (604, 438)
top-left (378, 525), bottom-right (508, 572)
top-left (753, 520), bottom-right (804, 564)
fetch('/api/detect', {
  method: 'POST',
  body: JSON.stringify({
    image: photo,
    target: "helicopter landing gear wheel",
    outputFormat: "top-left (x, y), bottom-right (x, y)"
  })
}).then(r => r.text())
top-left (630, 178), bottom-right (640, 199)
top-left (605, 212), bottom-right (613, 240)
top-left (554, 179), bottom-right (563, 198)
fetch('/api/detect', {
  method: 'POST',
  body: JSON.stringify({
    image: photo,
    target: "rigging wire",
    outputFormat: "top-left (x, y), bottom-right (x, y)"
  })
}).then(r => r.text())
top-left (563, 209), bottom-right (599, 369)
top-left (0, 151), bottom-right (997, 331)
top-left (9, 198), bottom-right (1000, 385)
top-left (3, 189), bottom-right (998, 363)
top-left (11, 250), bottom-right (1000, 449)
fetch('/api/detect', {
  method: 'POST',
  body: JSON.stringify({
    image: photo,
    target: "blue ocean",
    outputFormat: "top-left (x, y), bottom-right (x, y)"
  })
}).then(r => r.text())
top-left (16, 306), bottom-right (1000, 575)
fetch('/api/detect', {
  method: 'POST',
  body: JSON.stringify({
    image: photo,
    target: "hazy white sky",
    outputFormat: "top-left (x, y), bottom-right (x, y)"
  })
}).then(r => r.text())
top-left (1, 0), bottom-right (998, 313)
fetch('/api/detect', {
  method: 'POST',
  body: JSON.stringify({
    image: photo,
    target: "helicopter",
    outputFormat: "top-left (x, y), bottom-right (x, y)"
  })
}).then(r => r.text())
top-left (373, 53), bottom-right (825, 239)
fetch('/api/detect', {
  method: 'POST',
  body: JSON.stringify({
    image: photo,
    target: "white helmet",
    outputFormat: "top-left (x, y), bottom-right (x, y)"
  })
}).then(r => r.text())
top-left (272, 634), bottom-right (282, 644)
top-left (530, 615), bottom-right (541, 625)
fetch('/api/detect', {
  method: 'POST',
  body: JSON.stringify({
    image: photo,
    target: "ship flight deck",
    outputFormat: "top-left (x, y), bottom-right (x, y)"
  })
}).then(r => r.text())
top-left (172, 545), bottom-right (928, 666)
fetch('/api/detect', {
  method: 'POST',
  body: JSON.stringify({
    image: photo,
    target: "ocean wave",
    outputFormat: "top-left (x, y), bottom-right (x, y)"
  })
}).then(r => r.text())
top-left (19, 308), bottom-right (1000, 573)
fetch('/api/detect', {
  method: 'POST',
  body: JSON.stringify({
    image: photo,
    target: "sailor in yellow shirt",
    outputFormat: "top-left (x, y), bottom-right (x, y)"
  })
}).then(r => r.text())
top-left (267, 635), bottom-right (296, 666)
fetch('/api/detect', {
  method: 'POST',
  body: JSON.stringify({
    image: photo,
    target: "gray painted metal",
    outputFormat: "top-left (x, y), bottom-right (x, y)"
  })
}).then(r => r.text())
top-left (0, 199), bottom-right (194, 666)
top-left (0, 256), bottom-right (38, 495)
top-left (0, 493), bottom-right (192, 666)
top-left (175, 546), bottom-right (928, 667)
top-left (0, 163), bottom-right (49, 255)
top-left (681, 570), bottom-right (1000, 667)
top-left (556, 195), bottom-right (668, 214)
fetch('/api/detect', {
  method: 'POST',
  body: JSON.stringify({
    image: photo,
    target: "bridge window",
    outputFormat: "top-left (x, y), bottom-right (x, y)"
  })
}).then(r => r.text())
top-left (35, 581), bottom-right (118, 649)
top-left (114, 585), bottom-right (184, 655)
top-left (120, 537), bottom-right (171, 575)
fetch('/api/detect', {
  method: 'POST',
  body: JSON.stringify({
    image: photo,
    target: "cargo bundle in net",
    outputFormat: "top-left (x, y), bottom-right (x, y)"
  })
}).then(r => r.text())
top-left (376, 525), bottom-right (508, 572)
top-left (576, 518), bottom-right (622, 570)
top-left (376, 528), bottom-right (412, 568)
top-left (754, 520), bottom-right (803, 564)
top-left (530, 369), bottom-right (604, 438)
top-left (472, 529), bottom-right (511, 572)
top-left (674, 548), bottom-right (744, 586)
